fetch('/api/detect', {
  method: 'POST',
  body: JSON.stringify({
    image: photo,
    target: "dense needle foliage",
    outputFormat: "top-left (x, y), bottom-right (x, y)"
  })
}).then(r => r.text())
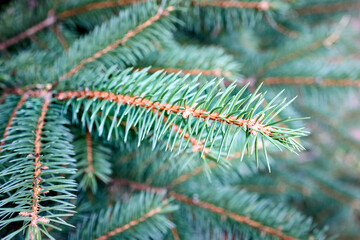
top-left (0, 0), bottom-right (359, 239)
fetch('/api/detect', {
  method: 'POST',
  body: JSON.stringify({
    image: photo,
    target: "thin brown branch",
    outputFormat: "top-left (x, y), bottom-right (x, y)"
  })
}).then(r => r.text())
top-left (255, 40), bottom-right (323, 77)
top-left (111, 178), bottom-right (167, 194)
top-left (110, 178), bottom-right (299, 240)
top-left (134, 67), bottom-right (233, 78)
top-left (170, 162), bottom-right (218, 187)
top-left (0, 1), bottom-right (147, 50)
top-left (0, 11), bottom-right (56, 51)
top-left (255, 16), bottom-right (349, 77)
top-left (196, 0), bottom-right (270, 11)
top-left (263, 77), bottom-right (360, 87)
top-left (161, 115), bottom-right (209, 154)
top-left (95, 206), bottom-right (163, 240)
top-left (264, 15), bottom-right (298, 38)
top-left (29, 35), bottom-right (48, 50)
top-left (0, 96), bottom-right (27, 151)
top-left (50, 25), bottom-right (69, 50)
top-left (57, 0), bottom-right (147, 19)
top-left (171, 226), bottom-right (181, 240)
top-left (60, 6), bottom-right (175, 81)
top-left (170, 150), bottom-right (249, 187)
top-left (19, 92), bottom-right (52, 230)
top-left (296, 1), bottom-right (360, 16)
top-left (0, 93), bottom-right (8, 104)
top-left (85, 130), bottom-right (94, 173)
top-left (169, 191), bottom-right (299, 240)
top-left (316, 181), bottom-right (360, 211)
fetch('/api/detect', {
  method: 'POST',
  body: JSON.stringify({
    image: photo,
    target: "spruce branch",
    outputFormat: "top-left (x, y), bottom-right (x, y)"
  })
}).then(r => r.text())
top-left (59, 6), bottom-right (175, 82)
top-left (271, 168), bottom-right (360, 212)
top-left (169, 192), bottom-right (298, 240)
top-left (0, 0), bottom-right (148, 51)
top-left (74, 192), bottom-right (175, 240)
top-left (0, 97), bottom-right (77, 239)
top-left (196, 0), bottom-right (271, 11)
top-left (85, 130), bottom-right (94, 174)
top-left (110, 178), bottom-right (325, 240)
top-left (135, 67), bottom-right (233, 78)
top-left (73, 130), bottom-right (112, 193)
top-left (95, 207), bottom-right (163, 240)
top-left (0, 94), bottom-right (8, 105)
top-left (9, 66), bottom-right (305, 161)
top-left (57, 0), bottom-right (148, 19)
top-left (112, 178), bottom-right (167, 194)
top-left (170, 226), bottom-right (181, 240)
top-left (136, 43), bottom-right (241, 81)
top-left (264, 15), bottom-right (298, 38)
top-left (0, 10), bottom-right (57, 51)
top-left (0, 96), bottom-right (27, 151)
top-left (25, 92), bottom-right (52, 230)
top-left (49, 25), bottom-right (69, 51)
top-left (263, 76), bottom-right (360, 87)
top-left (169, 150), bottom-right (247, 187)
top-left (29, 35), bottom-right (48, 50)
top-left (255, 16), bottom-right (350, 78)
top-left (296, 1), bottom-right (360, 16)
top-left (56, 89), bottom-right (273, 134)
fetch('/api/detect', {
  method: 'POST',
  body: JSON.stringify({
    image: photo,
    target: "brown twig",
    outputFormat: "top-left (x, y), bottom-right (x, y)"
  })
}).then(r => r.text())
top-left (0, 93), bottom-right (8, 104)
top-left (264, 15), bottom-right (298, 38)
top-left (29, 35), bottom-right (48, 50)
top-left (296, 1), bottom-right (360, 16)
top-left (85, 130), bottom-right (94, 173)
top-left (110, 179), bottom-right (299, 240)
top-left (19, 92), bottom-right (52, 232)
top-left (57, 0), bottom-right (147, 19)
top-left (0, 1), bottom-right (148, 50)
top-left (169, 191), bottom-right (299, 240)
top-left (0, 96), bottom-right (27, 151)
top-left (196, 1), bottom-right (271, 11)
top-left (7, 88), bottom-right (268, 163)
top-left (60, 6), bottom-right (174, 81)
top-left (170, 150), bottom-right (250, 187)
top-left (50, 25), bottom-right (69, 50)
top-left (111, 178), bottom-right (167, 194)
top-left (255, 16), bottom-right (349, 78)
top-left (0, 10), bottom-right (56, 51)
top-left (263, 77), bottom-right (360, 87)
top-left (95, 207), bottom-right (163, 240)
top-left (170, 161), bottom-right (218, 187)
top-left (134, 67), bottom-right (233, 78)
top-left (55, 90), bottom-right (273, 136)
top-left (171, 226), bottom-right (181, 240)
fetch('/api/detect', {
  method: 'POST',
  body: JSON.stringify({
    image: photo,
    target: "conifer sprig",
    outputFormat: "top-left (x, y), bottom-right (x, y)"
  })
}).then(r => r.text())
top-left (6, 66), bottom-right (306, 162)
top-left (169, 191), bottom-right (298, 240)
top-left (137, 43), bottom-right (241, 81)
top-left (73, 130), bottom-right (112, 193)
top-left (196, 0), bottom-right (271, 11)
top-left (59, 6), bottom-right (175, 81)
top-left (73, 192), bottom-right (175, 240)
top-left (0, 0), bottom-right (149, 50)
top-left (0, 96), bottom-right (27, 151)
top-left (58, 68), bottom-right (306, 159)
top-left (263, 76), bottom-right (360, 87)
top-left (0, 98), bottom-right (76, 240)
top-left (110, 178), bottom-right (327, 240)
top-left (296, 1), bottom-right (360, 16)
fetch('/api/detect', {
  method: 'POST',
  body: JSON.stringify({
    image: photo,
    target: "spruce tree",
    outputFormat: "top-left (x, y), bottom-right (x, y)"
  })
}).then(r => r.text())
top-left (0, 0), bottom-right (359, 239)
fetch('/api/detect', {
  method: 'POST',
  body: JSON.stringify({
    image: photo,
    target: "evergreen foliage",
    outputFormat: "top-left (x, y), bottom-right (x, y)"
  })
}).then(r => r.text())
top-left (0, 0), bottom-right (359, 239)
